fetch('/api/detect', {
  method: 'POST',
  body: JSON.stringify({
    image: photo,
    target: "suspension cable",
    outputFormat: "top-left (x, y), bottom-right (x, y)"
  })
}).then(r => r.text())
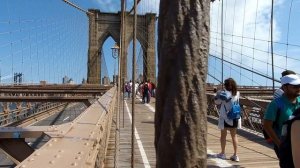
top-left (271, 0), bottom-right (275, 92)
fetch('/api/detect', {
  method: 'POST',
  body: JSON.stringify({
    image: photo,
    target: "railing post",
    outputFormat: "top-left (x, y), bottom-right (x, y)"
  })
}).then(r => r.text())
top-left (3, 102), bottom-right (10, 124)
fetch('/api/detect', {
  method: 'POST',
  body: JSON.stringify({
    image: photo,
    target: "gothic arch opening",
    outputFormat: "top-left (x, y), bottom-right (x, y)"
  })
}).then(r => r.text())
top-left (101, 36), bottom-right (120, 85)
top-left (87, 10), bottom-right (156, 84)
top-left (126, 39), bottom-right (144, 83)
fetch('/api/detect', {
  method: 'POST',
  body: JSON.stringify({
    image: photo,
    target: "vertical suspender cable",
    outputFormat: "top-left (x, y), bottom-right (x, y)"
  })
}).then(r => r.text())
top-left (285, 0), bottom-right (294, 71)
top-left (252, 0), bottom-right (259, 86)
top-left (221, 0), bottom-right (224, 88)
top-left (114, 0), bottom-right (125, 167)
top-left (216, 2), bottom-right (220, 57)
top-left (230, 0), bottom-right (236, 77)
top-left (240, 0), bottom-right (246, 84)
top-left (122, 0), bottom-right (127, 129)
top-left (271, 0), bottom-right (275, 93)
top-left (19, 18), bottom-right (24, 75)
top-left (96, 12), bottom-right (99, 82)
top-left (6, 1), bottom-right (13, 84)
top-left (131, 0), bottom-right (137, 167)
top-left (120, 0), bottom-right (124, 129)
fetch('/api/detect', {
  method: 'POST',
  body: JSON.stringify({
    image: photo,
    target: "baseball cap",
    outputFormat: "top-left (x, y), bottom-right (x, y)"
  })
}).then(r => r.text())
top-left (281, 74), bottom-right (300, 85)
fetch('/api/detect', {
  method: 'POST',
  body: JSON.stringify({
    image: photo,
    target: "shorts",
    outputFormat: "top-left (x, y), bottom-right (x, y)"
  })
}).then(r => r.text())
top-left (224, 119), bottom-right (238, 128)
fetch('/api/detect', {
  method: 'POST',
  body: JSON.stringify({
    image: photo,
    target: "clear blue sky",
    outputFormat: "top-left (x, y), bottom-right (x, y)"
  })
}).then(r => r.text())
top-left (0, 0), bottom-right (147, 84)
top-left (0, 0), bottom-right (299, 87)
top-left (0, 0), bottom-right (95, 84)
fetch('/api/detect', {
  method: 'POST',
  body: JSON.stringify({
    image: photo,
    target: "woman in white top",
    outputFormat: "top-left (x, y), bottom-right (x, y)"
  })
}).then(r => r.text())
top-left (214, 78), bottom-right (241, 162)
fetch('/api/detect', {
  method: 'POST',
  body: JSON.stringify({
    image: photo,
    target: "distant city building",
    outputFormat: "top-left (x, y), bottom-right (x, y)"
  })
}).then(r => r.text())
top-left (40, 81), bottom-right (47, 85)
top-left (102, 76), bottom-right (110, 85)
top-left (62, 76), bottom-right (75, 84)
top-left (113, 75), bottom-right (118, 84)
top-left (14, 72), bottom-right (23, 84)
top-left (63, 76), bottom-right (69, 84)
top-left (68, 78), bottom-right (74, 84)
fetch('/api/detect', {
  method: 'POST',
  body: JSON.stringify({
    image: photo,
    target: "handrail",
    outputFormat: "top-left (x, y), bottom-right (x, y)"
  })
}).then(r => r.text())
top-left (6, 87), bottom-right (117, 167)
top-left (0, 103), bottom-right (65, 126)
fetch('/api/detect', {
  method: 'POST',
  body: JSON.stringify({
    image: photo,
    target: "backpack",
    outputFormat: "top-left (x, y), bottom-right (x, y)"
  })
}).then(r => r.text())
top-left (143, 83), bottom-right (149, 93)
top-left (224, 98), bottom-right (241, 120)
top-left (279, 108), bottom-right (300, 168)
top-left (262, 97), bottom-right (284, 144)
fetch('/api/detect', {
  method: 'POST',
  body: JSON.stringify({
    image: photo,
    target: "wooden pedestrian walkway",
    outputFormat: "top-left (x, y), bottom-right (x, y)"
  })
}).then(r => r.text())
top-left (105, 98), bottom-right (279, 168)
top-left (105, 97), bottom-right (156, 168)
top-left (207, 117), bottom-right (278, 168)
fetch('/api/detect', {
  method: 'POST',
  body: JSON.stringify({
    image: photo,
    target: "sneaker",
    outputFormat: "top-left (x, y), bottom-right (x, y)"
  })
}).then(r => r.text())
top-left (215, 153), bottom-right (226, 160)
top-left (230, 155), bottom-right (239, 162)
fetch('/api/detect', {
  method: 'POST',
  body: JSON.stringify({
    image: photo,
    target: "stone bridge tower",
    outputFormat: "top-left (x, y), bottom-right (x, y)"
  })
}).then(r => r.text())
top-left (87, 10), bottom-right (156, 84)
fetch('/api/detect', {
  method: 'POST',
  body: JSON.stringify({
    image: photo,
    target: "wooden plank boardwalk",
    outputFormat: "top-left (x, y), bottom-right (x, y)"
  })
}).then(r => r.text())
top-left (105, 98), bottom-right (279, 168)
top-left (105, 97), bottom-right (156, 168)
top-left (207, 117), bottom-right (278, 168)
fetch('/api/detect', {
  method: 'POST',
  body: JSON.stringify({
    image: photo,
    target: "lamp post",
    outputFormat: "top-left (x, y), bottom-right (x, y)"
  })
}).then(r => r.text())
top-left (111, 43), bottom-right (120, 85)
top-left (111, 42), bottom-right (120, 168)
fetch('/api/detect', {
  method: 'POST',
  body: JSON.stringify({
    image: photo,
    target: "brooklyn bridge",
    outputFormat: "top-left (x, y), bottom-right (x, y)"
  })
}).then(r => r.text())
top-left (0, 0), bottom-right (299, 167)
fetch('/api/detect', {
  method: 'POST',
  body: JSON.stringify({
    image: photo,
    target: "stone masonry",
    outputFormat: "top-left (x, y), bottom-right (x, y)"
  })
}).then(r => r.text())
top-left (87, 10), bottom-right (156, 84)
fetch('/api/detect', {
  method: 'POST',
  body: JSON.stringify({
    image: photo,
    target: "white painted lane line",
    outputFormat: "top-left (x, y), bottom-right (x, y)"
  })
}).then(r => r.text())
top-left (137, 97), bottom-right (155, 113)
top-left (125, 101), bottom-right (151, 168)
top-left (144, 103), bottom-right (155, 113)
top-left (139, 99), bottom-right (233, 167)
top-left (207, 149), bottom-right (233, 167)
top-left (140, 100), bottom-right (232, 167)
top-left (63, 116), bottom-right (70, 121)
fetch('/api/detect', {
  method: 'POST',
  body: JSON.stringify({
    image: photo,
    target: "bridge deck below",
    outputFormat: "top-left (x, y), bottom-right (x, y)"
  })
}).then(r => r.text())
top-left (104, 98), bottom-right (279, 168)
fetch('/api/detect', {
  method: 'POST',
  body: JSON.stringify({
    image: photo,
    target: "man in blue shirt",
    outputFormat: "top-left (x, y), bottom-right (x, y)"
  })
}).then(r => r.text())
top-left (264, 74), bottom-right (300, 158)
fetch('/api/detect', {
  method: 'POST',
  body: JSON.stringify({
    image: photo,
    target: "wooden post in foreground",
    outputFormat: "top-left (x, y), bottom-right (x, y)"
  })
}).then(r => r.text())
top-left (155, 0), bottom-right (210, 167)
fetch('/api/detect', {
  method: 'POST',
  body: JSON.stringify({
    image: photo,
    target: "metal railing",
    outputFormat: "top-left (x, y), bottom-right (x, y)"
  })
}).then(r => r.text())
top-left (0, 87), bottom-right (117, 167)
top-left (0, 102), bottom-right (66, 126)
